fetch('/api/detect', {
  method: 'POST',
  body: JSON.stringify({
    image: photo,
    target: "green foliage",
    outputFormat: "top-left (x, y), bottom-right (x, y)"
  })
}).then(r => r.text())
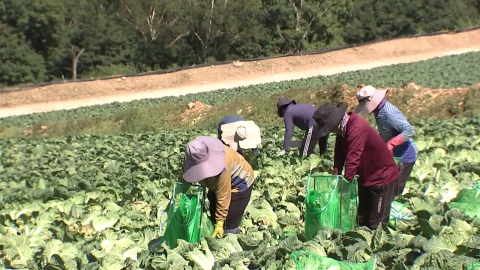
top-left (0, 25), bottom-right (46, 86)
top-left (0, 117), bottom-right (480, 268)
top-left (0, 0), bottom-right (480, 86)
top-left (1, 51), bottom-right (479, 132)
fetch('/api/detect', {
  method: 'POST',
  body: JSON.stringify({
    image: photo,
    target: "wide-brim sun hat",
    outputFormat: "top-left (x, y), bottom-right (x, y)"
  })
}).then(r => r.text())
top-left (182, 136), bottom-right (226, 183)
top-left (220, 121), bottom-right (261, 151)
top-left (354, 85), bottom-right (388, 116)
top-left (313, 103), bottom-right (349, 137)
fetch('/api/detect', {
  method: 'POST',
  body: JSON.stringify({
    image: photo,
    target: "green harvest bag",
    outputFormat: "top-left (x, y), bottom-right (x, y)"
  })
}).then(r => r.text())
top-left (162, 182), bottom-right (213, 249)
top-left (394, 156), bottom-right (402, 164)
top-left (448, 182), bottom-right (480, 222)
top-left (291, 251), bottom-right (376, 270)
top-left (304, 175), bottom-right (358, 240)
top-left (466, 262), bottom-right (480, 270)
top-left (389, 200), bottom-right (415, 229)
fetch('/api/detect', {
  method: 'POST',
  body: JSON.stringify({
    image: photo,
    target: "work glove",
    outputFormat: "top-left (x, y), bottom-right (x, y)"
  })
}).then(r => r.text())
top-left (277, 150), bottom-right (286, 156)
top-left (212, 220), bottom-right (224, 238)
top-left (387, 135), bottom-right (405, 153)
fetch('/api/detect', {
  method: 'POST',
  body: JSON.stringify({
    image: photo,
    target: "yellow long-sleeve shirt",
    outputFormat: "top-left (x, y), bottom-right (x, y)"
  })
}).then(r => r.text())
top-left (178, 146), bottom-right (255, 222)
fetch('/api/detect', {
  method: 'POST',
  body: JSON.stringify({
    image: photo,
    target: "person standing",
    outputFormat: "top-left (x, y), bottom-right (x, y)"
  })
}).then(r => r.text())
top-left (313, 102), bottom-right (400, 230)
top-left (218, 116), bottom-right (261, 156)
top-left (177, 136), bottom-right (255, 238)
top-left (354, 85), bottom-right (418, 196)
top-left (276, 97), bottom-right (329, 157)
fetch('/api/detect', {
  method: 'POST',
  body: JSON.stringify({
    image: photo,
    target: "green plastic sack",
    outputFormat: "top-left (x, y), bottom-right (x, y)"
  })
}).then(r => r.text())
top-left (448, 182), bottom-right (480, 221)
top-left (291, 251), bottom-right (376, 270)
top-left (453, 183), bottom-right (480, 203)
top-left (163, 185), bottom-right (213, 249)
top-left (389, 201), bottom-right (415, 229)
top-left (304, 175), bottom-right (358, 240)
top-left (467, 262), bottom-right (480, 270)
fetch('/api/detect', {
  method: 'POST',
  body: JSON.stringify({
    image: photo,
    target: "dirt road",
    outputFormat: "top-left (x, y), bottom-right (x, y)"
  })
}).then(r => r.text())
top-left (1, 30), bottom-right (480, 119)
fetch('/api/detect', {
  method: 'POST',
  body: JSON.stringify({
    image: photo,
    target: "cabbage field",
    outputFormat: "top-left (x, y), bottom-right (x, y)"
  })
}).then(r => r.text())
top-left (1, 115), bottom-right (480, 269)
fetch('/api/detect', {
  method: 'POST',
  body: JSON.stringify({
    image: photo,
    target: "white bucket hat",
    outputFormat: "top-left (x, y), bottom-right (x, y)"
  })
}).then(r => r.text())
top-left (220, 121), bottom-right (261, 151)
top-left (354, 85), bottom-right (388, 116)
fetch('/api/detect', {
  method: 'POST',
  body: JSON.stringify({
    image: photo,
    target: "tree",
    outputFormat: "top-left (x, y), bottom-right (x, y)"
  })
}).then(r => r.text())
top-left (0, 0), bottom-right (63, 81)
top-left (227, 0), bottom-right (274, 59)
top-left (48, 0), bottom-right (136, 80)
top-left (119, 0), bottom-right (189, 46)
top-left (263, 0), bottom-right (346, 53)
top-left (181, 0), bottom-right (231, 61)
top-left (0, 24), bottom-right (46, 86)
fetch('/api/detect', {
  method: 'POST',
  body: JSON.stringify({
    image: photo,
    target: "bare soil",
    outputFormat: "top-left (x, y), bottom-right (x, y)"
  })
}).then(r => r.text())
top-left (180, 101), bottom-right (213, 125)
top-left (1, 29), bottom-right (480, 114)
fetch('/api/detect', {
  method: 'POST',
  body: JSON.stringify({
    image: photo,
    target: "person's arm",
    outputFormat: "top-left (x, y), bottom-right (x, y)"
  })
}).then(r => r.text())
top-left (217, 121), bottom-right (224, 139)
top-left (214, 171), bottom-right (232, 223)
top-left (319, 134), bottom-right (329, 155)
top-left (343, 127), bottom-right (367, 181)
top-left (387, 112), bottom-right (415, 149)
top-left (282, 115), bottom-right (294, 151)
top-left (333, 135), bottom-right (345, 175)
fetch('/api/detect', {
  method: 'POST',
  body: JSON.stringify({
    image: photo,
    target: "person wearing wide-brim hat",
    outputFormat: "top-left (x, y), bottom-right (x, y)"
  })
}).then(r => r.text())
top-left (177, 136), bottom-right (255, 239)
top-left (217, 116), bottom-right (261, 157)
top-left (313, 102), bottom-right (400, 230)
top-left (354, 85), bottom-right (418, 196)
top-left (276, 97), bottom-right (329, 157)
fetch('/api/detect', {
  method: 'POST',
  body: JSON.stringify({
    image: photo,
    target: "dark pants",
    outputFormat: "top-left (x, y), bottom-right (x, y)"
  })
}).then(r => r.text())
top-left (357, 180), bottom-right (397, 230)
top-left (396, 162), bottom-right (415, 196)
top-left (300, 125), bottom-right (329, 157)
top-left (207, 184), bottom-right (253, 232)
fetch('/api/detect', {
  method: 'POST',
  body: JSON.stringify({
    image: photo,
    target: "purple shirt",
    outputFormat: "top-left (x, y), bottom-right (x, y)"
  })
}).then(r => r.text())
top-left (282, 104), bottom-right (317, 151)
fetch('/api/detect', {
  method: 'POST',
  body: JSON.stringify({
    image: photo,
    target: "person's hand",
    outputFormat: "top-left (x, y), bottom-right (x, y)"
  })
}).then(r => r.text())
top-left (212, 220), bottom-right (224, 238)
top-left (277, 150), bottom-right (286, 156)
